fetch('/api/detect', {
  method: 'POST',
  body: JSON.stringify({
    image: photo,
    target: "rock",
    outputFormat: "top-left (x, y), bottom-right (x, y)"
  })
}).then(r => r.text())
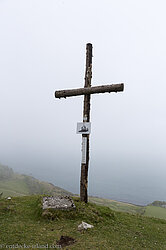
top-left (42, 196), bottom-right (76, 210)
top-left (78, 221), bottom-right (94, 231)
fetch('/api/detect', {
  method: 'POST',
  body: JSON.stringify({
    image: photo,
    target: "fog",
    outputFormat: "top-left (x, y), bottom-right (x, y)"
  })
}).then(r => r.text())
top-left (1, 0), bottom-right (166, 205)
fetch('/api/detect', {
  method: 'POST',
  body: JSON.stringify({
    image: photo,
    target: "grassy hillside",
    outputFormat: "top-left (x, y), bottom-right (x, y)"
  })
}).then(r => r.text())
top-left (90, 197), bottom-right (166, 221)
top-left (89, 197), bottom-right (145, 215)
top-left (143, 201), bottom-right (166, 220)
top-left (145, 206), bottom-right (166, 220)
top-left (0, 164), bottom-right (71, 197)
top-left (1, 163), bottom-right (166, 222)
top-left (1, 195), bottom-right (166, 249)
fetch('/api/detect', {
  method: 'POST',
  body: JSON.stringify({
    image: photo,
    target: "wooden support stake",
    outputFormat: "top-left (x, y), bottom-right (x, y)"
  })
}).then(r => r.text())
top-left (80, 43), bottom-right (92, 203)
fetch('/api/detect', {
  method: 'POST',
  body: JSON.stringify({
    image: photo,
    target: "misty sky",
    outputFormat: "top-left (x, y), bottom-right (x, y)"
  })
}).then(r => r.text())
top-left (1, 0), bottom-right (166, 204)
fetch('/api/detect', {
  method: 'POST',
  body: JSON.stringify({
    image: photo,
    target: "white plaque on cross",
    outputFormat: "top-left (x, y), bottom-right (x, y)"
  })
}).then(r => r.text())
top-left (81, 137), bottom-right (87, 164)
top-left (76, 122), bottom-right (91, 135)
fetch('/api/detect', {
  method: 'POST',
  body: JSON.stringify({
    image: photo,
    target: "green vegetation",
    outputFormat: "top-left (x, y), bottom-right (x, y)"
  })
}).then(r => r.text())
top-left (0, 164), bottom-right (14, 180)
top-left (150, 200), bottom-right (166, 207)
top-left (0, 164), bottom-right (71, 198)
top-left (89, 196), bottom-right (145, 215)
top-left (1, 163), bottom-right (166, 224)
top-left (145, 206), bottom-right (166, 220)
top-left (89, 197), bottom-right (166, 221)
top-left (1, 195), bottom-right (166, 249)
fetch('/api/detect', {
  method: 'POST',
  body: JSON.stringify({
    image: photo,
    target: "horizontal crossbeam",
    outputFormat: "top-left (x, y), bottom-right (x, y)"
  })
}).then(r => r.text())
top-left (55, 83), bottom-right (124, 98)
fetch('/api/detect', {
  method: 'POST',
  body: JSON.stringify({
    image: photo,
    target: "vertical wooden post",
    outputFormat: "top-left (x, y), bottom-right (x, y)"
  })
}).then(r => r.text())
top-left (80, 43), bottom-right (92, 202)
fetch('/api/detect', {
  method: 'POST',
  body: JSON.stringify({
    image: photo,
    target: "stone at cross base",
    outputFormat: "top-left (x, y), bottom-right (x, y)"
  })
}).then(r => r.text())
top-left (42, 196), bottom-right (76, 210)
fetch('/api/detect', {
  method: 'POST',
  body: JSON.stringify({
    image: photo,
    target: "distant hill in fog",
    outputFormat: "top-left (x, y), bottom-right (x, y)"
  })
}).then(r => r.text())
top-left (0, 163), bottom-right (72, 197)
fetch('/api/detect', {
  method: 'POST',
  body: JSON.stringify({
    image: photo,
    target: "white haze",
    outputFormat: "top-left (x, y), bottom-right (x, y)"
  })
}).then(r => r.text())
top-left (0, 0), bottom-right (166, 205)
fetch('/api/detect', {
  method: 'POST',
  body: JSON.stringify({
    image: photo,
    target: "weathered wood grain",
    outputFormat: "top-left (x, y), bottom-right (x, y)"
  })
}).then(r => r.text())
top-left (55, 84), bottom-right (124, 98)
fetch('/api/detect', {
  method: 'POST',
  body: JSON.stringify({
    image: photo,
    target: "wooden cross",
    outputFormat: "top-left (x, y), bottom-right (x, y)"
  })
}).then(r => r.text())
top-left (55, 43), bottom-right (124, 203)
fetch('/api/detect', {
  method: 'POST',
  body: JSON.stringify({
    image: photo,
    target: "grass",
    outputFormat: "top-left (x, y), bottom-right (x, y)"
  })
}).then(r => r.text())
top-left (1, 195), bottom-right (166, 249)
top-left (145, 206), bottom-right (166, 220)
top-left (90, 197), bottom-right (166, 221)
top-left (0, 165), bottom-right (71, 198)
top-left (89, 196), bottom-right (145, 215)
top-left (0, 179), bottom-right (29, 197)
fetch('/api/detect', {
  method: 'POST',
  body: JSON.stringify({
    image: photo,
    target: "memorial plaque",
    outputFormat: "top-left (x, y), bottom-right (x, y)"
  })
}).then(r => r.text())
top-left (76, 122), bottom-right (91, 134)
